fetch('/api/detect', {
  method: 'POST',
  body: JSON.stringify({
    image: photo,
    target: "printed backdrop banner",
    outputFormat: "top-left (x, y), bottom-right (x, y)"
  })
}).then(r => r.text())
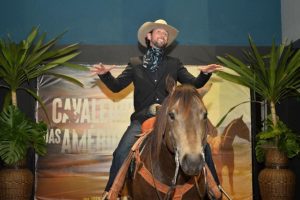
top-left (35, 66), bottom-right (252, 200)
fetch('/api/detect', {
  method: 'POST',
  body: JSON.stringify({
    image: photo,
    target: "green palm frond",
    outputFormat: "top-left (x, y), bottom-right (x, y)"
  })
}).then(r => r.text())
top-left (217, 36), bottom-right (300, 105)
top-left (0, 27), bottom-right (85, 107)
top-left (216, 36), bottom-right (300, 162)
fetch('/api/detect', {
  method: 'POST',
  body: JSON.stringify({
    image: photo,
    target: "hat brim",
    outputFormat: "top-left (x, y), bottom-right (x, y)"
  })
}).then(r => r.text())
top-left (137, 22), bottom-right (179, 47)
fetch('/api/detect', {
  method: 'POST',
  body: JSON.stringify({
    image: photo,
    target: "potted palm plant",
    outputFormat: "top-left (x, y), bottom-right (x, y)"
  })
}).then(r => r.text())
top-left (0, 27), bottom-right (86, 200)
top-left (0, 105), bottom-right (47, 200)
top-left (216, 36), bottom-right (300, 200)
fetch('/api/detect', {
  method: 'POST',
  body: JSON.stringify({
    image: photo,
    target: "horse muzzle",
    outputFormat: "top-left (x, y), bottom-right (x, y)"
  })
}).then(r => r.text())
top-left (181, 153), bottom-right (205, 176)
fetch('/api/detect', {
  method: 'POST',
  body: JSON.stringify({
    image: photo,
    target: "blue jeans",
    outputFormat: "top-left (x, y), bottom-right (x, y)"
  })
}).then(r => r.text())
top-left (105, 120), bottom-right (142, 191)
top-left (104, 120), bottom-right (220, 191)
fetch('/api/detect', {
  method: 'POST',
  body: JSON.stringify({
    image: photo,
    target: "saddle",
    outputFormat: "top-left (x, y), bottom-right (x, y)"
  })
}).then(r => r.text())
top-left (106, 117), bottom-right (222, 200)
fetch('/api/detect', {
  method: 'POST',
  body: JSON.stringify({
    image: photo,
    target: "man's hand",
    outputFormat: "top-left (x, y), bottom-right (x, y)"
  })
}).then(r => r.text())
top-left (200, 64), bottom-right (223, 74)
top-left (148, 103), bottom-right (161, 116)
top-left (90, 63), bottom-right (116, 76)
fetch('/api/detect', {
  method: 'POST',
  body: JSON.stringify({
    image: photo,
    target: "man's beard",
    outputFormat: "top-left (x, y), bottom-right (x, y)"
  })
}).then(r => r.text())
top-left (152, 39), bottom-right (167, 49)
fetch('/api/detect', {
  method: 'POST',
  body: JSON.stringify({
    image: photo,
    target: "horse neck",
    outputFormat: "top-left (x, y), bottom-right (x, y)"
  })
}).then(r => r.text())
top-left (143, 134), bottom-right (190, 185)
top-left (221, 120), bottom-right (239, 147)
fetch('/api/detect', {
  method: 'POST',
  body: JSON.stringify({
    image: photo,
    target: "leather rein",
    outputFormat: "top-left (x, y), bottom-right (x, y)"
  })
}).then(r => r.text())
top-left (133, 126), bottom-right (208, 200)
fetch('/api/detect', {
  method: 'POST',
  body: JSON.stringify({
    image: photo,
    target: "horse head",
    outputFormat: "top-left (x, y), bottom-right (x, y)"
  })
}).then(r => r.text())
top-left (153, 79), bottom-right (210, 176)
top-left (234, 115), bottom-right (250, 142)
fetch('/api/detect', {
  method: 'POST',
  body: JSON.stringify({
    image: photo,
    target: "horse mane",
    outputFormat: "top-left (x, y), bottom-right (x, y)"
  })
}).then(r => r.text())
top-left (151, 84), bottom-right (202, 159)
top-left (150, 95), bottom-right (169, 160)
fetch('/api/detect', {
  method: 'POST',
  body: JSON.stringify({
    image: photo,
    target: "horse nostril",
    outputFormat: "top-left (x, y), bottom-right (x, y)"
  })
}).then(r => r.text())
top-left (182, 154), bottom-right (204, 176)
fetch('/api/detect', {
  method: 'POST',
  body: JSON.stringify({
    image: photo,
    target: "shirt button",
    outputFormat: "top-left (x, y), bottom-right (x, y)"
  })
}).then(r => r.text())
top-left (154, 79), bottom-right (157, 82)
top-left (156, 98), bottom-right (159, 101)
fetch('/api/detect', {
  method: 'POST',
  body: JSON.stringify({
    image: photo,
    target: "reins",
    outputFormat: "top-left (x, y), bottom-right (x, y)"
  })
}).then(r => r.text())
top-left (107, 118), bottom-right (222, 200)
top-left (144, 121), bottom-right (210, 200)
top-left (136, 132), bottom-right (204, 200)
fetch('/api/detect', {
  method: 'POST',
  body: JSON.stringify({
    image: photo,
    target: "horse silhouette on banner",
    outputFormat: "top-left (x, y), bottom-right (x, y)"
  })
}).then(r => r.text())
top-left (208, 115), bottom-right (250, 195)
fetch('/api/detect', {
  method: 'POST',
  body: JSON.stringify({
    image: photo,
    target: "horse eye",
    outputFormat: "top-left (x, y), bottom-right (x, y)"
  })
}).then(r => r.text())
top-left (203, 112), bottom-right (208, 119)
top-left (168, 112), bottom-right (175, 120)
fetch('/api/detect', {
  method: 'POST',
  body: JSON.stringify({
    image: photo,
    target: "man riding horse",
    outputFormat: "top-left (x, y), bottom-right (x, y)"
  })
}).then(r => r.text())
top-left (90, 19), bottom-right (223, 199)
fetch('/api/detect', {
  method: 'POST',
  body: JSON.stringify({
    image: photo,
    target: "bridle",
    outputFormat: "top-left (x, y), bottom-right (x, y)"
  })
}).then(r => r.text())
top-left (148, 119), bottom-right (209, 200)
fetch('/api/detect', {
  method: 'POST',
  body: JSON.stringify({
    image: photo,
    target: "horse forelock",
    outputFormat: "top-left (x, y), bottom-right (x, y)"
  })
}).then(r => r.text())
top-left (171, 85), bottom-right (203, 119)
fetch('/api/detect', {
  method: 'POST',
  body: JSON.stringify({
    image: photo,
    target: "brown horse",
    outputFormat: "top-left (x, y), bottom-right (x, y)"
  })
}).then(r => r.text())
top-left (125, 83), bottom-right (218, 200)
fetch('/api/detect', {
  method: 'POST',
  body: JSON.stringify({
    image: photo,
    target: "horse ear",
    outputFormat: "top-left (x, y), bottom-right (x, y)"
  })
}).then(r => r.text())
top-left (166, 75), bottom-right (176, 94)
top-left (197, 82), bottom-right (212, 97)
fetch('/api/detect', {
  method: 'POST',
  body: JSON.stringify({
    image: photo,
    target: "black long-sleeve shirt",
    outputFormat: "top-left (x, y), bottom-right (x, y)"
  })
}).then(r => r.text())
top-left (99, 56), bottom-right (211, 123)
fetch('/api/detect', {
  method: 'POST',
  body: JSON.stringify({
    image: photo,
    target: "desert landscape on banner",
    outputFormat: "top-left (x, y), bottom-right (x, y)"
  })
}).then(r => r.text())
top-left (35, 66), bottom-right (252, 200)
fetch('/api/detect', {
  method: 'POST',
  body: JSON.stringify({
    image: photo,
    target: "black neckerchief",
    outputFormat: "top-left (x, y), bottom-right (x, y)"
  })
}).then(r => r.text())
top-left (143, 47), bottom-right (164, 72)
